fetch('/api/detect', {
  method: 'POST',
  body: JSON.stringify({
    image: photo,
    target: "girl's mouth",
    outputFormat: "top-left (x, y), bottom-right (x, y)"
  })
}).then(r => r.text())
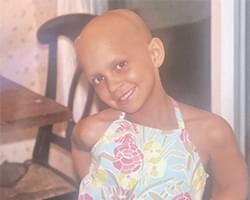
top-left (119, 87), bottom-right (136, 104)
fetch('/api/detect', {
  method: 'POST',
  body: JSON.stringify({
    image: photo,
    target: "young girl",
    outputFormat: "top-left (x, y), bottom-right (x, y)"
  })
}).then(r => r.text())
top-left (72, 9), bottom-right (248, 200)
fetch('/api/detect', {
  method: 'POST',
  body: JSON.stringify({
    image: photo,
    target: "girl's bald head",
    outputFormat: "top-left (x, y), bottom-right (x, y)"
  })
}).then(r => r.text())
top-left (98, 9), bottom-right (152, 42)
top-left (76, 9), bottom-right (152, 51)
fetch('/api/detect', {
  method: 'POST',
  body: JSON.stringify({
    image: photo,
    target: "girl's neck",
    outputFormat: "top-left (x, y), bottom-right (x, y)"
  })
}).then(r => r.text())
top-left (125, 90), bottom-right (177, 130)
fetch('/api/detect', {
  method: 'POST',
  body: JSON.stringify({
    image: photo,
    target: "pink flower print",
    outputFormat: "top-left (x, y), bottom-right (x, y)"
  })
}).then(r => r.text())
top-left (173, 192), bottom-right (192, 200)
top-left (116, 121), bottom-right (138, 134)
top-left (113, 134), bottom-right (143, 174)
top-left (78, 193), bottom-right (93, 200)
top-left (115, 133), bottom-right (134, 144)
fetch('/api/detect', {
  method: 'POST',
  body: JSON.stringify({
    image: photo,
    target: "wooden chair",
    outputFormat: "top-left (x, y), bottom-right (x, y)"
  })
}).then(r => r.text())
top-left (0, 13), bottom-right (96, 200)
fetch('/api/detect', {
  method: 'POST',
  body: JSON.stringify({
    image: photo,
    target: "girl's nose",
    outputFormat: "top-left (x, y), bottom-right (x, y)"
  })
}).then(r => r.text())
top-left (106, 76), bottom-right (123, 98)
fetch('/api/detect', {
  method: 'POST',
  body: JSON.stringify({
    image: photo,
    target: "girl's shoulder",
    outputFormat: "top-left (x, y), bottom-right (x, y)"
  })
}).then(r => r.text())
top-left (72, 109), bottom-right (121, 150)
top-left (178, 101), bottom-right (229, 131)
top-left (178, 102), bottom-right (235, 164)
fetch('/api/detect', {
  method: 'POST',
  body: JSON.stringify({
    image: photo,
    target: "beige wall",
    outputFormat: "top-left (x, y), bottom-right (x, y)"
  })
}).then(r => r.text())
top-left (0, 0), bottom-right (57, 93)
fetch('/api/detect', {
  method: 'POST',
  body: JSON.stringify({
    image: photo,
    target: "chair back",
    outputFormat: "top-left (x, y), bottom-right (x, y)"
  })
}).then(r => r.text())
top-left (33, 13), bottom-right (96, 164)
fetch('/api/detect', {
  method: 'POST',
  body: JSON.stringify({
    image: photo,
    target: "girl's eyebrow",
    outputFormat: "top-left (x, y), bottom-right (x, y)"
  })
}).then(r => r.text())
top-left (87, 72), bottom-right (100, 81)
top-left (88, 56), bottom-right (127, 77)
top-left (109, 57), bottom-right (127, 68)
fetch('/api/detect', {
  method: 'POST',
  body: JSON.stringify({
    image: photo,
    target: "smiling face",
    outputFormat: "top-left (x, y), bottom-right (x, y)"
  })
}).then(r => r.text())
top-left (76, 10), bottom-right (165, 114)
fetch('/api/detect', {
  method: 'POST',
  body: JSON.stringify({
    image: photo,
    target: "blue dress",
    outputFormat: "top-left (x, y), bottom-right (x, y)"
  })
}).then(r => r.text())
top-left (78, 99), bottom-right (208, 200)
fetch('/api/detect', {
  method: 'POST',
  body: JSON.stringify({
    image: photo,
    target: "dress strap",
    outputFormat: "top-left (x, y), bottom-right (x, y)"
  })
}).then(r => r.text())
top-left (169, 97), bottom-right (185, 129)
top-left (119, 112), bottom-right (126, 120)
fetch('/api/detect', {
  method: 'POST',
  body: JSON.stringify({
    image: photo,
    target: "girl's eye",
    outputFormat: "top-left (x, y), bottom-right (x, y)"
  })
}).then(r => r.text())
top-left (92, 75), bottom-right (104, 85)
top-left (116, 61), bottom-right (127, 70)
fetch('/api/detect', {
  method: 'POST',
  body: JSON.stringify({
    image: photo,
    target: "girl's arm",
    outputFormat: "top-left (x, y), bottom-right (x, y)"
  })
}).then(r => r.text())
top-left (208, 117), bottom-right (248, 200)
top-left (71, 118), bottom-right (94, 179)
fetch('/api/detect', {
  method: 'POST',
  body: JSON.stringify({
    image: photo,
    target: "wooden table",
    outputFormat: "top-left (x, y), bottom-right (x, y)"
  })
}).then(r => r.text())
top-left (0, 76), bottom-right (75, 198)
top-left (0, 75), bottom-right (72, 133)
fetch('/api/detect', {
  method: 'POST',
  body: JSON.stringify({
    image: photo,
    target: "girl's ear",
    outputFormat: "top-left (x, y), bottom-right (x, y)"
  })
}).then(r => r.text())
top-left (148, 37), bottom-right (165, 68)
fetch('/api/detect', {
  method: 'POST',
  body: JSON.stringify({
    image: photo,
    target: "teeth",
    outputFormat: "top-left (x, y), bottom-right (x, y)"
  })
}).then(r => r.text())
top-left (120, 88), bottom-right (134, 101)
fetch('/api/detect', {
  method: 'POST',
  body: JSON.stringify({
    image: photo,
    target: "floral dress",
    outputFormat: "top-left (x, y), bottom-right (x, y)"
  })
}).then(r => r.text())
top-left (78, 99), bottom-right (208, 200)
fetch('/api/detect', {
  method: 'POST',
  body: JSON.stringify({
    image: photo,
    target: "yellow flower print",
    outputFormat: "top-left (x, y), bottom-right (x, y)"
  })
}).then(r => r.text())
top-left (117, 172), bottom-right (139, 190)
top-left (145, 159), bottom-right (167, 178)
top-left (192, 163), bottom-right (207, 191)
top-left (143, 140), bottom-right (167, 178)
top-left (143, 141), bottom-right (162, 159)
top-left (90, 168), bottom-right (108, 187)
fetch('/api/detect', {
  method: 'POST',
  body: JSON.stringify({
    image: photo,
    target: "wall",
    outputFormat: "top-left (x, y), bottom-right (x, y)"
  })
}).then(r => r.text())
top-left (128, 0), bottom-right (210, 29)
top-left (0, 0), bottom-right (57, 93)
